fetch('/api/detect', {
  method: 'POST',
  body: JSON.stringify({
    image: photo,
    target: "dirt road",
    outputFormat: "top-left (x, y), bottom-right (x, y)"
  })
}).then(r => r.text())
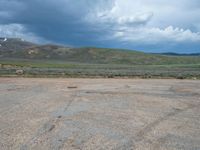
top-left (0, 78), bottom-right (200, 150)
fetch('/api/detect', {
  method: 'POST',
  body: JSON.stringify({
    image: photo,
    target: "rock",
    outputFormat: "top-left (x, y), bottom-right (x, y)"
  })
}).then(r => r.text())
top-left (67, 86), bottom-right (78, 89)
top-left (16, 69), bottom-right (24, 75)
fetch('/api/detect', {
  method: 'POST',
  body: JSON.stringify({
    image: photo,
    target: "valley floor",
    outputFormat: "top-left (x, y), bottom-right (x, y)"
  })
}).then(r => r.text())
top-left (0, 78), bottom-right (200, 149)
top-left (1, 59), bottom-right (200, 79)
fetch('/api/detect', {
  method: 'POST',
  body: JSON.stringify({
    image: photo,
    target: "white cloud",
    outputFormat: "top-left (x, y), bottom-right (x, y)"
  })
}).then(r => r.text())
top-left (116, 13), bottom-right (153, 25)
top-left (114, 26), bottom-right (200, 44)
top-left (0, 24), bottom-right (47, 43)
top-left (86, 0), bottom-right (153, 26)
top-left (86, 0), bottom-right (200, 45)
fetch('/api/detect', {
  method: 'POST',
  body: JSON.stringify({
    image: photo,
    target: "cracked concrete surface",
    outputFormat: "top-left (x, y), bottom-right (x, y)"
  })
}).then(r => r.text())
top-left (0, 78), bottom-right (200, 150)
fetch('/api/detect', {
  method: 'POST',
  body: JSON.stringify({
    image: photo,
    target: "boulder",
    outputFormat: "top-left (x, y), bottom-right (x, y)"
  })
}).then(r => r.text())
top-left (16, 69), bottom-right (24, 75)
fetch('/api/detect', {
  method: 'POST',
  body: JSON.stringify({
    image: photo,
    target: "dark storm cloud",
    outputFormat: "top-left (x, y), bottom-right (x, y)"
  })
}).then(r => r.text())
top-left (0, 0), bottom-right (115, 45)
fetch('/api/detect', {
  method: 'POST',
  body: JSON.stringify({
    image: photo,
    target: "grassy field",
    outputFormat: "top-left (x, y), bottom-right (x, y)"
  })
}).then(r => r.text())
top-left (1, 58), bottom-right (200, 79)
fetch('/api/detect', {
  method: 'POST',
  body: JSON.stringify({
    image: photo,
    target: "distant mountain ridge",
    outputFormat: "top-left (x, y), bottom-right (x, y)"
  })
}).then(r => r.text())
top-left (154, 52), bottom-right (200, 56)
top-left (0, 38), bottom-right (200, 65)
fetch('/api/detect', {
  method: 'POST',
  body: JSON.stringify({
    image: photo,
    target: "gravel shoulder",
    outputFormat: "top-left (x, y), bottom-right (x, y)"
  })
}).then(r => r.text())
top-left (0, 78), bottom-right (200, 150)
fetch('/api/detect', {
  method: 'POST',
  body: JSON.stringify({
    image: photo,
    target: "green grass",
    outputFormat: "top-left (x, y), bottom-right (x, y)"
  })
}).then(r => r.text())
top-left (1, 58), bottom-right (200, 68)
top-left (2, 46), bottom-right (200, 65)
top-left (1, 58), bottom-right (200, 79)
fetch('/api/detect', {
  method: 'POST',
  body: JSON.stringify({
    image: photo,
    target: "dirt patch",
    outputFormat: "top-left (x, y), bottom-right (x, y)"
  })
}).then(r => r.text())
top-left (0, 78), bottom-right (200, 150)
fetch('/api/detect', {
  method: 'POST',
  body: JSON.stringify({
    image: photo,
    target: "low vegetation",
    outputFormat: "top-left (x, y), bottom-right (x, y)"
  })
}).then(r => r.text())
top-left (0, 38), bottom-right (200, 79)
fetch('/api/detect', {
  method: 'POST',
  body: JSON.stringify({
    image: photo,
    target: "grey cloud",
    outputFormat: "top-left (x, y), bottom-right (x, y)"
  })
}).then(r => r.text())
top-left (0, 0), bottom-right (199, 52)
top-left (0, 23), bottom-right (46, 43)
top-left (0, 0), bottom-right (115, 45)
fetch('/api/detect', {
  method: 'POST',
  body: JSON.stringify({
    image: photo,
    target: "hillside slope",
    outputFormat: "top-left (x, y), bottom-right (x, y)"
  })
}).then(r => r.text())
top-left (0, 38), bottom-right (200, 65)
top-left (0, 38), bottom-right (36, 51)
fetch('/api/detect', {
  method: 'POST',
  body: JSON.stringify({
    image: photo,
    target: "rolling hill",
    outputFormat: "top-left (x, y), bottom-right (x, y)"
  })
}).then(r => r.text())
top-left (1, 38), bottom-right (200, 65)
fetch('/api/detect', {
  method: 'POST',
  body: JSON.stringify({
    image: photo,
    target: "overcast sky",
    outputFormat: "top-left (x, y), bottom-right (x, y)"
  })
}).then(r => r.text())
top-left (0, 0), bottom-right (200, 53)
